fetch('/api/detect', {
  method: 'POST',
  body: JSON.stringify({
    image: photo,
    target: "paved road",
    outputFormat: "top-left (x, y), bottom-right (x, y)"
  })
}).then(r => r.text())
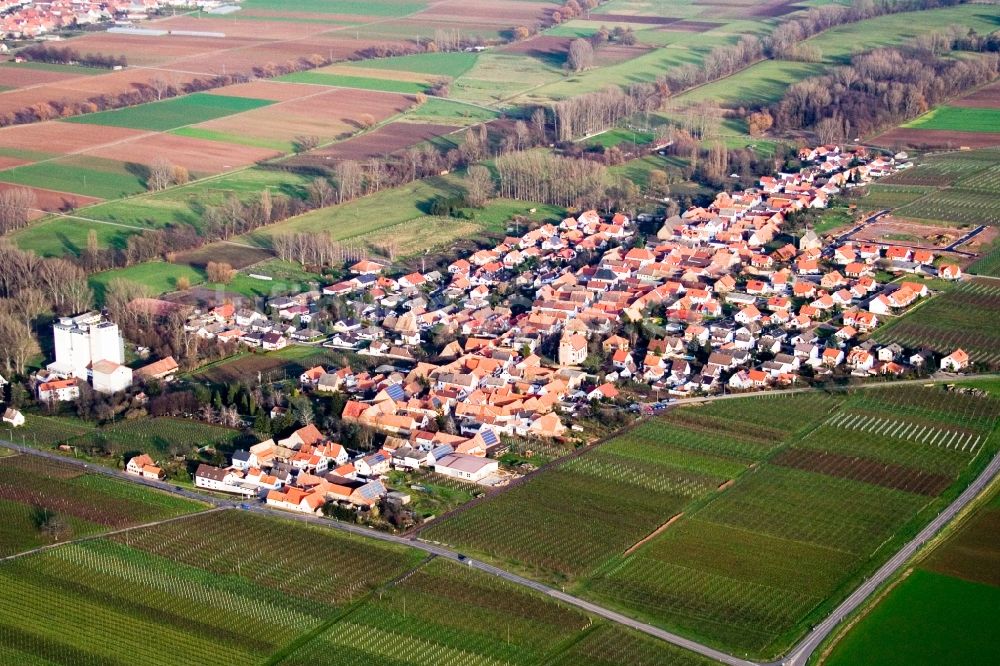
top-left (777, 449), bottom-right (1000, 666)
top-left (3, 374), bottom-right (999, 666)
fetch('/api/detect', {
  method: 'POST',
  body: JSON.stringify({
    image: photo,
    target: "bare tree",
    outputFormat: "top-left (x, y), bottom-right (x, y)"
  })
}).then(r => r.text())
top-left (147, 157), bottom-right (175, 192)
top-left (207, 261), bottom-right (237, 284)
top-left (334, 160), bottom-right (363, 203)
top-left (0, 187), bottom-right (37, 234)
top-left (465, 165), bottom-right (495, 207)
top-left (567, 39), bottom-right (594, 72)
top-left (308, 177), bottom-right (335, 208)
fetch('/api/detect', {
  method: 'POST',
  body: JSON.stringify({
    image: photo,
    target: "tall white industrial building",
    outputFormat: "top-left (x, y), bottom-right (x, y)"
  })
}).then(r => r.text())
top-left (47, 312), bottom-right (132, 394)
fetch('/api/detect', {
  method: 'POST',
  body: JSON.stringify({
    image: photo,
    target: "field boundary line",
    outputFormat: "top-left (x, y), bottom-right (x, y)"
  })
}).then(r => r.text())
top-left (0, 505), bottom-right (225, 563)
top-left (623, 512), bottom-right (684, 557)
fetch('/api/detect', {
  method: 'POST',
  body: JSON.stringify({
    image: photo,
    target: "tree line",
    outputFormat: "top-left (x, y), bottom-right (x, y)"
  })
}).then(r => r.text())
top-left (21, 44), bottom-right (127, 69)
top-left (0, 240), bottom-right (93, 375)
top-left (773, 44), bottom-right (999, 141)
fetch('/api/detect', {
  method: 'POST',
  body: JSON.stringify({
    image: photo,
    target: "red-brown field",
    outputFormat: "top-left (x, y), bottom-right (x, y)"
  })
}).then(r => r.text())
top-left (0, 64), bottom-right (83, 88)
top-left (0, 182), bottom-right (101, 214)
top-left (155, 14), bottom-right (337, 40)
top-left (84, 133), bottom-right (280, 175)
top-left (203, 80), bottom-right (330, 102)
top-left (593, 13), bottom-right (684, 24)
top-left (773, 448), bottom-right (952, 496)
top-left (293, 121), bottom-right (459, 162)
top-left (949, 81), bottom-right (1000, 109)
top-left (872, 128), bottom-right (1000, 150)
top-left (53, 32), bottom-right (262, 68)
top-left (594, 44), bottom-right (654, 66)
top-left (195, 88), bottom-right (413, 144)
top-left (0, 121), bottom-right (147, 154)
top-left (421, 0), bottom-right (555, 23)
top-left (501, 35), bottom-right (572, 57)
top-left (175, 242), bottom-right (273, 270)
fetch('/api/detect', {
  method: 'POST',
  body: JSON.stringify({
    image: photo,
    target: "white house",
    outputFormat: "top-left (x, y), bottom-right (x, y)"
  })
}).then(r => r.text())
top-left (194, 464), bottom-right (254, 497)
top-left (37, 378), bottom-right (81, 402)
top-left (126, 454), bottom-right (164, 480)
top-left (940, 348), bottom-right (969, 372)
top-left (2, 408), bottom-right (24, 428)
top-left (434, 453), bottom-right (498, 483)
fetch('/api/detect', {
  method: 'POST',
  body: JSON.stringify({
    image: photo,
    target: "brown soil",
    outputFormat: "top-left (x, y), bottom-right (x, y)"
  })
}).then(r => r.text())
top-left (0, 121), bottom-right (147, 153)
top-left (196, 88), bottom-right (412, 144)
top-left (854, 220), bottom-right (963, 248)
top-left (872, 128), bottom-right (1000, 150)
top-left (624, 513), bottom-right (684, 556)
top-left (0, 182), bottom-right (101, 214)
top-left (84, 133), bottom-right (280, 175)
top-left (500, 35), bottom-right (572, 57)
top-left (294, 121), bottom-right (459, 163)
top-left (175, 242), bottom-right (273, 270)
top-left (950, 80), bottom-right (1000, 109)
top-left (773, 448), bottom-right (953, 496)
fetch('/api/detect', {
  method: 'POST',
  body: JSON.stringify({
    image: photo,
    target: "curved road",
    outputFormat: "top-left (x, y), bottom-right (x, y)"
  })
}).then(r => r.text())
top-left (3, 383), bottom-right (999, 666)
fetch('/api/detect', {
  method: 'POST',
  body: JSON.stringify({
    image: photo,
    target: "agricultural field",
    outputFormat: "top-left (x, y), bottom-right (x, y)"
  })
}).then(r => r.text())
top-left (803, 3), bottom-right (1000, 64)
top-left (0, 453), bottom-right (204, 557)
top-left (422, 392), bottom-right (842, 584)
top-left (579, 385), bottom-right (1000, 658)
top-left (191, 344), bottom-right (362, 385)
top-left (968, 239), bottom-right (1000, 277)
top-left (0, 509), bottom-right (423, 665)
top-left (903, 106), bottom-right (1000, 135)
top-left (674, 59), bottom-right (824, 107)
top-left (67, 417), bottom-right (251, 461)
top-left (822, 485), bottom-right (1000, 666)
top-left (65, 93), bottom-right (275, 132)
top-left (423, 385), bottom-right (1000, 658)
top-left (873, 279), bottom-right (1000, 368)
top-left (854, 184), bottom-right (934, 211)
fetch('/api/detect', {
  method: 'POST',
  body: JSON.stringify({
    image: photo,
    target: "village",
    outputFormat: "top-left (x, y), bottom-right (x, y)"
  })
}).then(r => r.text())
top-left (0, 143), bottom-right (974, 525)
top-left (0, 0), bottom-right (227, 39)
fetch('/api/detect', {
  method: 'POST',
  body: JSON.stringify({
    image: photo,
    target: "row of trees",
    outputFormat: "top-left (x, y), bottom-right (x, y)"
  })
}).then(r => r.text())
top-left (272, 233), bottom-right (365, 267)
top-left (659, 35), bottom-right (765, 94)
top-left (0, 187), bottom-right (37, 235)
top-left (494, 150), bottom-right (611, 207)
top-left (0, 241), bottom-right (93, 375)
top-left (774, 47), bottom-right (999, 140)
top-left (552, 84), bottom-right (661, 141)
top-left (21, 44), bottom-right (127, 69)
top-left (768, 0), bottom-right (971, 60)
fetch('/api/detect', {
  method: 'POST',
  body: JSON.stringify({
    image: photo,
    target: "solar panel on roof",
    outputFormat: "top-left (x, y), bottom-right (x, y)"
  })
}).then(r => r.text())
top-left (480, 430), bottom-right (499, 446)
top-left (386, 384), bottom-right (406, 400)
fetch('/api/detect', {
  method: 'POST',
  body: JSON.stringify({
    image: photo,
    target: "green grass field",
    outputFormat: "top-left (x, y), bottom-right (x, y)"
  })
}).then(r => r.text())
top-left (0, 156), bottom-right (145, 199)
top-left (67, 417), bottom-right (248, 460)
top-left (804, 4), bottom-right (1000, 64)
top-left (873, 279), bottom-right (1000, 368)
top-left (88, 261), bottom-right (207, 302)
top-left (64, 93), bottom-right (274, 131)
top-left (243, 173), bottom-right (562, 247)
top-left (406, 97), bottom-right (499, 124)
top-left (824, 570), bottom-right (1000, 666)
top-left (0, 61), bottom-right (106, 75)
top-left (277, 71), bottom-right (429, 93)
top-left (12, 216), bottom-right (141, 257)
top-left (903, 106), bottom-right (1000, 134)
top-left (346, 51), bottom-right (479, 78)
top-left (170, 126), bottom-right (293, 152)
top-left (80, 167), bottom-right (312, 231)
top-left (824, 479), bottom-right (1000, 666)
top-left (675, 60), bottom-right (825, 107)
top-left (450, 53), bottom-right (563, 106)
